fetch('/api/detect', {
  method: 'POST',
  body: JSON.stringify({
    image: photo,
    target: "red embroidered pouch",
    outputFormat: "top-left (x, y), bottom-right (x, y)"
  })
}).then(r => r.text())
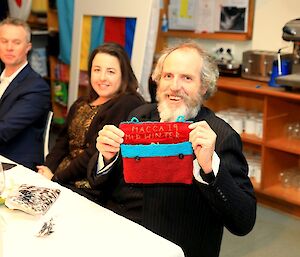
top-left (119, 117), bottom-right (194, 184)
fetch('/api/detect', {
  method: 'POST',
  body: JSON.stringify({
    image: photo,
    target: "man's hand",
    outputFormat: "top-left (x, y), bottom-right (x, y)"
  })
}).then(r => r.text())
top-left (96, 125), bottom-right (125, 163)
top-left (37, 165), bottom-right (54, 180)
top-left (188, 121), bottom-right (216, 174)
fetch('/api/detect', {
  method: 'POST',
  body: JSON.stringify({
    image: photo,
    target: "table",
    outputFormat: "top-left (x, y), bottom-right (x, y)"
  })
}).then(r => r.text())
top-left (0, 156), bottom-right (184, 257)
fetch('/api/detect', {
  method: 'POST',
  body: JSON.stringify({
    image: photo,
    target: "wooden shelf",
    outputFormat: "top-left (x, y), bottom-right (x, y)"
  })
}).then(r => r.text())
top-left (263, 184), bottom-right (300, 206)
top-left (256, 184), bottom-right (300, 217)
top-left (217, 77), bottom-right (300, 101)
top-left (205, 77), bottom-right (300, 217)
top-left (27, 13), bottom-right (48, 30)
top-left (46, 1), bottom-right (58, 32)
top-left (160, 30), bottom-right (252, 41)
top-left (156, 0), bottom-right (255, 51)
top-left (266, 137), bottom-right (300, 155)
top-left (241, 133), bottom-right (262, 145)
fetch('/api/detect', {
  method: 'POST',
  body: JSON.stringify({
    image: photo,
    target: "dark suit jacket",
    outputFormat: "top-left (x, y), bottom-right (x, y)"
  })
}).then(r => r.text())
top-left (0, 64), bottom-right (51, 169)
top-left (87, 103), bottom-right (257, 257)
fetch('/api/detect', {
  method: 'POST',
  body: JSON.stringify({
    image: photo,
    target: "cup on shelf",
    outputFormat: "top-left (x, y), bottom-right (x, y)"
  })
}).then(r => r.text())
top-left (285, 123), bottom-right (294, 138)
top-left (292, 174), bottom-right (300, 191)
top-left (255, 113), bottom-right (263, 138)
top-left (281, 170), bottom-right (294, 188)
top-left (292, 123), bottom-right (300, 139)
top-left (285, 122), bottom-right (300, 140)
top-left (230, 113), bottom-right (244, 134)
top-left (244, 112), bottom-right (256, 135)
top-left (279, 167), bottom-right (300, 189)
top-left (245, 151), bottom-right (261, 183)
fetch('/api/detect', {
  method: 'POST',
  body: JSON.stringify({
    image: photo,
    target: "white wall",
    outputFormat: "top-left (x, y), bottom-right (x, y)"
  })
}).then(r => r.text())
top-left (252, 0), bottom-right (299, 51)
top-left (169, 0), bottom-right (300, 63)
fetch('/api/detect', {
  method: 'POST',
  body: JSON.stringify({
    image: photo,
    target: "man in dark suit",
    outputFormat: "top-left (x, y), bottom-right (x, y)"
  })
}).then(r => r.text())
top-left (87, 42), bottom-right (256, 257)
top-left (0, 18), bottom-right (51, 170)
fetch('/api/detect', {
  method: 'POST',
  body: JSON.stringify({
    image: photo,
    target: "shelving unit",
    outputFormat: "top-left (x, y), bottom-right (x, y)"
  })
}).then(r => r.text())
top-left (45, 1), bottom-right (89, 125)
top-left (156, 0), bottom-right (255, 52)
top-left (155, 0), bottom-right (300, 217)
top-left (45, 1), bottom-right (66, 125)
top-left (205, 77), bottom-right (300, 217)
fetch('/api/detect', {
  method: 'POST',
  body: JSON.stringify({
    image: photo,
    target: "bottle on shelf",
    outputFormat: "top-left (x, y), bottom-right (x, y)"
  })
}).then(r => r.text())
top-left (161, 13), bottom-right (168, 32)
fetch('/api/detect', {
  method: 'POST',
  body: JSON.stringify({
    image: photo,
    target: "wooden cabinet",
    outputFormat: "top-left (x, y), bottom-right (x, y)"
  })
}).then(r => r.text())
top-left (206, 77), bottom-right (300, 217)
top-left (156, 0), bottom-right (255, 52)
top-left (45, 1), bottom-right (66, 125)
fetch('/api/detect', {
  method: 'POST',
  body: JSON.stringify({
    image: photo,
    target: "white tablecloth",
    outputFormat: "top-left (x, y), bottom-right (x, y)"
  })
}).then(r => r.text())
top-left (0, 156), bottom-right (184, 257)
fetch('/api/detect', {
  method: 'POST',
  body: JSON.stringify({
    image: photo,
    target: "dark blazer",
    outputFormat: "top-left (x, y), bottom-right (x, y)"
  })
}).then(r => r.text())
top-left (87, 103), bottom-right (257, 257)
top-left (0, 64), bottom-right (51, 170)
top-left (46, 93), bottom-right (145, 187)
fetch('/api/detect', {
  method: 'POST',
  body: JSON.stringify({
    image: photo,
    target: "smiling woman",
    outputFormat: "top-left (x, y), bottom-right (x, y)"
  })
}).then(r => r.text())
top-left (37, 42), bottom-right (145, 204)
top-left (68, 0), bottom-right (159, 107)
top-left (90, 52), bottom-right (122, 105)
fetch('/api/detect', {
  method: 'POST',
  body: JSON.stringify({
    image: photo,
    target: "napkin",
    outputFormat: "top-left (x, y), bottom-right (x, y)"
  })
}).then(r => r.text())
top-left (5, 184), bottom-right (60, 215)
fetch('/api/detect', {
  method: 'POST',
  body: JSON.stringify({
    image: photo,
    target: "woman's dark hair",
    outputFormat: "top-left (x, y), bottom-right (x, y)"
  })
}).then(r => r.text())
top-left (87, 42), bottom-right (139, 102)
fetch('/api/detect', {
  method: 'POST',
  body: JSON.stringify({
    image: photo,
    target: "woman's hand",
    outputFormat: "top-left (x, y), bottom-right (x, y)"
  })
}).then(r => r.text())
top-left (37, 165), bottom-right (54, 180)
top-left (188, 121), bottom-right (216, 174)
top-left (96, 125), bottom-right (125, 163)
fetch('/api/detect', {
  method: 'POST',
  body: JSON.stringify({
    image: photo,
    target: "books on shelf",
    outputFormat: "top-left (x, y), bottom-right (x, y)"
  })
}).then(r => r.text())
top-left (29, 47), bottom-right (48, 78)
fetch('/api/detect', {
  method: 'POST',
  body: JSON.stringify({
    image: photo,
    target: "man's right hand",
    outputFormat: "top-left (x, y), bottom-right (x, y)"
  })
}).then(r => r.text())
top-left (96, 125), bottom-right (125, 163)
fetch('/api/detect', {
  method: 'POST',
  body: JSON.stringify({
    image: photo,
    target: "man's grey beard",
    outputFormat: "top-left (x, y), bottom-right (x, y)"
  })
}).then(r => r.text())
top-left (157, 94), bottom-right (202, 122)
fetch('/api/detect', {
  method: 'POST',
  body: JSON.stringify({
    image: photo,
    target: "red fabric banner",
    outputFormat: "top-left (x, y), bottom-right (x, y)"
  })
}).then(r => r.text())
top-left (104, 17), bottom-right (126, 46)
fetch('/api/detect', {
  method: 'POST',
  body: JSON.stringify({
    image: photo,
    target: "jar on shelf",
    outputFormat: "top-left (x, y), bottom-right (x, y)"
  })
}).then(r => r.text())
top-left (244, 112), bottom-right (256, 135)
top-left (279, 167), bottom-right (300, 189)
top-left (255, 113), bottom-right (263, 138)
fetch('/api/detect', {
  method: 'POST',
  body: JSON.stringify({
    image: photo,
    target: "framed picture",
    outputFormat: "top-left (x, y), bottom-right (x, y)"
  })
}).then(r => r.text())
top-left (219, 6), bottom-right (247, 32)
top-left (215, 0), bottom-right (252, 33)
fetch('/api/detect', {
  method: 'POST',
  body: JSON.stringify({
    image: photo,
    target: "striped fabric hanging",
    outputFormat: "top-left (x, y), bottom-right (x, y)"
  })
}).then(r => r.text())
top-left (57, 0), bottom-right (136, 70)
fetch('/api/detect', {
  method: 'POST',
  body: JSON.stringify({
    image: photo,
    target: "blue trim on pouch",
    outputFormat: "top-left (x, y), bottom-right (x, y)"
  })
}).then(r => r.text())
top-left (124, 116), bottom-right (193, 124)
top-left (121, 142), bottom-right (193, 158)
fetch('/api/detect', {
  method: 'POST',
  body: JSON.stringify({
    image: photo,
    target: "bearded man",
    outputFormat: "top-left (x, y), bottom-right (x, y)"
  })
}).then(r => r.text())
top-left (87, 42), bottom-right (256, 257)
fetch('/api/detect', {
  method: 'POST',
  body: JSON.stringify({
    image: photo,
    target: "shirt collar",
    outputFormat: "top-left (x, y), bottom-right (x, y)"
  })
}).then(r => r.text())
top-left (0, 61), bottom-right (28, 83)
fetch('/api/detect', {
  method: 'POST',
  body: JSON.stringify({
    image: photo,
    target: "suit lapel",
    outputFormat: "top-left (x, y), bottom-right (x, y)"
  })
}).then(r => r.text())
top-left (192, 106), bottom-right (208, 122)
top-left (0, 64), bottom-right (31, 103)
